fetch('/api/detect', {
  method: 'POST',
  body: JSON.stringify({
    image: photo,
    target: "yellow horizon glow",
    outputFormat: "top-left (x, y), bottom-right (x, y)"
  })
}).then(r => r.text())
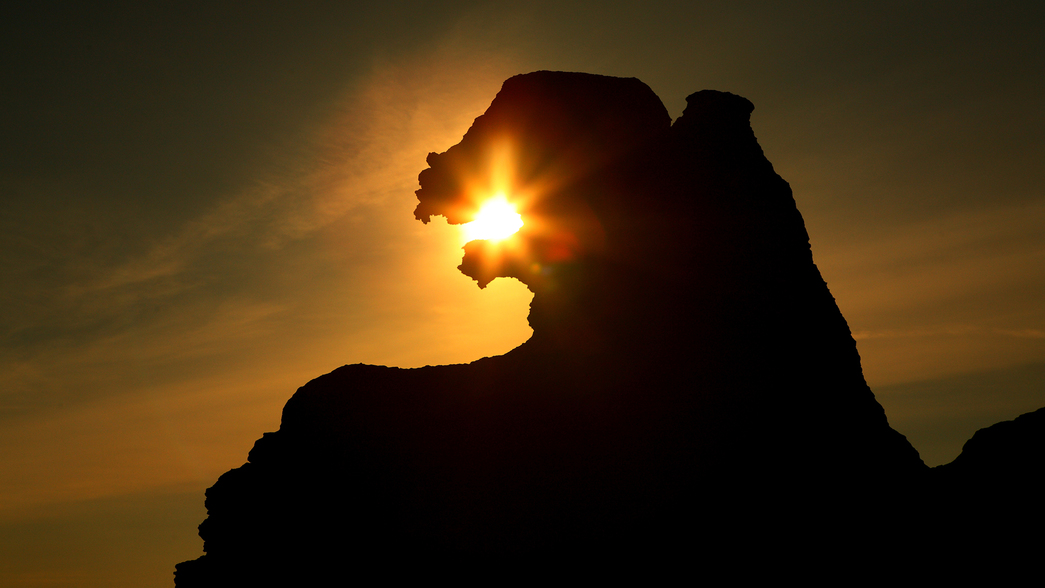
top-left (461, 193), bottom-right (524, 242)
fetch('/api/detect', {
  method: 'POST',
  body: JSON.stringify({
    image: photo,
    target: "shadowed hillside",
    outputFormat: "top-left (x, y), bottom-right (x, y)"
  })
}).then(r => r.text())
top-left (175, 72), bottom-right (1042, 583)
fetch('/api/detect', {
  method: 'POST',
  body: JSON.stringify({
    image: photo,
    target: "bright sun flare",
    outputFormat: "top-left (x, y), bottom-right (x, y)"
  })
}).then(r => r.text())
top-left (461, 193), bottom-right (524, 242)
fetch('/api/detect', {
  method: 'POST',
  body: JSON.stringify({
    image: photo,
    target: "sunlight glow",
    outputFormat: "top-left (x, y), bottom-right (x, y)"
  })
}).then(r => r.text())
top-left (461, 193), bottom-right (524, 242)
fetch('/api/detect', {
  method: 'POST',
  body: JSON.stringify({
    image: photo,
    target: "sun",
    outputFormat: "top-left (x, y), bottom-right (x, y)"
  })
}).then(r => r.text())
top-left (461, 193), bottom-right (524, 242)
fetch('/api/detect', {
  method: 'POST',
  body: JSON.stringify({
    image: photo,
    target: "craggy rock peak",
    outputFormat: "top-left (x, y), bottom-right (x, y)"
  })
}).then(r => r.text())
top-left (175, 72), bottom-right (1041, 584)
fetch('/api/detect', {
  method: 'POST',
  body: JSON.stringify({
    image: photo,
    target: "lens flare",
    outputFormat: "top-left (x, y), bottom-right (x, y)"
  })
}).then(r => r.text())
top-left (461, 193), bottom-right (523, 242)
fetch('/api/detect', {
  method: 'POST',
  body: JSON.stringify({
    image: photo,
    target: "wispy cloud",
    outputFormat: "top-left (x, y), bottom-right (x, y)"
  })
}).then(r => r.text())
top-left (0, 40), bottom-right (532, 519)
top-left (854, 326), bottom-right (1045, 341)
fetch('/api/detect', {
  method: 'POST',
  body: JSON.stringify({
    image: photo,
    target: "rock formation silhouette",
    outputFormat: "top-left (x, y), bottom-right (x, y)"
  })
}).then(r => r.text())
top-left (175, 72), bottom-right (1042, 584)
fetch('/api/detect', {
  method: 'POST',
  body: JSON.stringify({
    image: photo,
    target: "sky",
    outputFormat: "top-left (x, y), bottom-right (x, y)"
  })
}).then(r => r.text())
top-left (2, 1), bottom-right (1043, 585)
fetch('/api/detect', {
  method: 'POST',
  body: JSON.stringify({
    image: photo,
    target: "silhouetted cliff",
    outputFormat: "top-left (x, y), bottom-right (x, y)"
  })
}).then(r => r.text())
top-left (175, 72), bottom-right (1040, 584)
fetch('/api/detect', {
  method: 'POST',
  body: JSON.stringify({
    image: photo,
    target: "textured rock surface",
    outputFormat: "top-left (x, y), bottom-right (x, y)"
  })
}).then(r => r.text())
top-left (175, 72), bottom-right (1040, 583)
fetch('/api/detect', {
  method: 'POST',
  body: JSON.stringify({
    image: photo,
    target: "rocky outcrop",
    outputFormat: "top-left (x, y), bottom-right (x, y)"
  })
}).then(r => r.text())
top-left (938, 406), bottom-right (1045, 479)
top-left (175, 72), bottom-right (1039, 584)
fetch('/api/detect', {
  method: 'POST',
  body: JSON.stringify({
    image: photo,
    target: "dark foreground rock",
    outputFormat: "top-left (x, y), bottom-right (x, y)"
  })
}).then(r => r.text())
top-left (175, 72), bottom-right (1041, 584)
